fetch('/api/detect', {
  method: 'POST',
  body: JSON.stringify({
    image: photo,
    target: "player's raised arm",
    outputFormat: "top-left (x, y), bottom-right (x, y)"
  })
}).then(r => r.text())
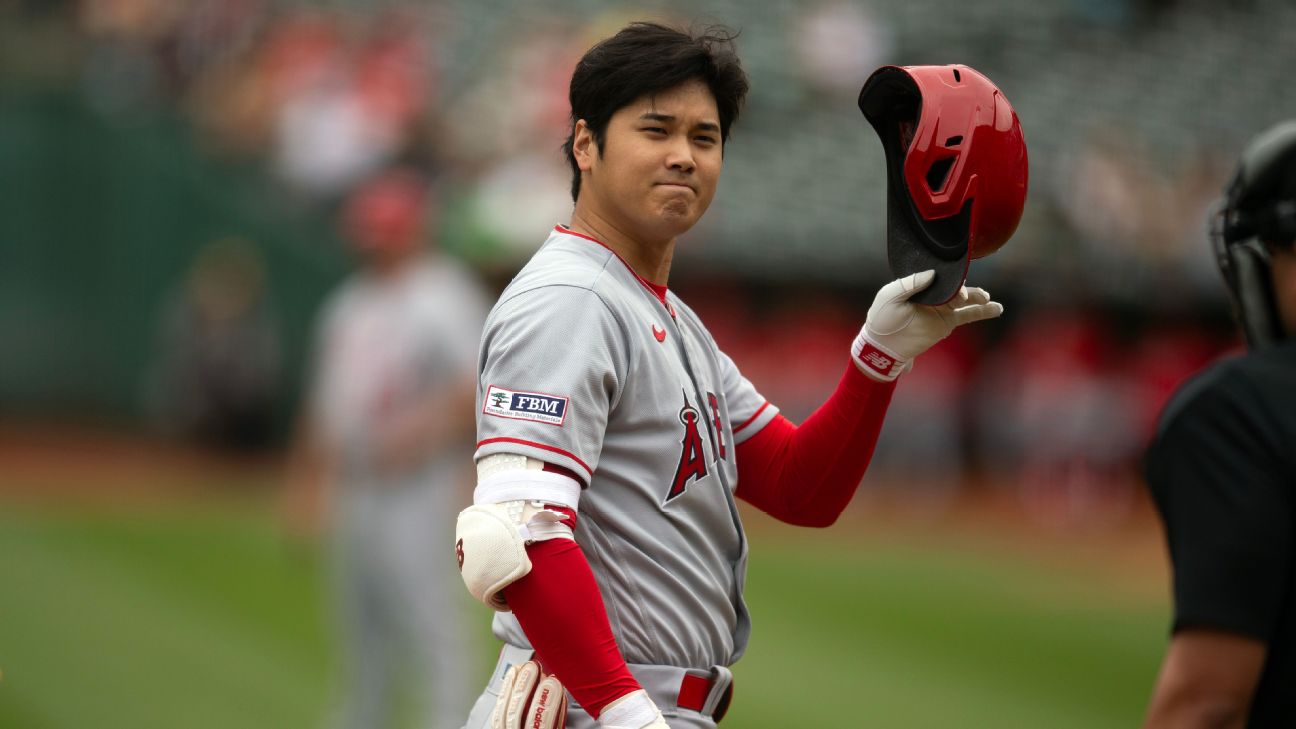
top-left (736, 64), bottom-right (1027, 527)
top-left (734, 272), bottom-right (1002, 526)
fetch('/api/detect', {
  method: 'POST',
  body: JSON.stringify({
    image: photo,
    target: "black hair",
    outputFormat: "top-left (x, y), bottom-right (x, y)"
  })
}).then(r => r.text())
top-left (562, 22), bottom-right (749, 202)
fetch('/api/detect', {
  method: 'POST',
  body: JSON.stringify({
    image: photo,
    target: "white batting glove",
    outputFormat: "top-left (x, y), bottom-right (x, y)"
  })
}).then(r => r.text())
top-left (599, 689), bottom-right (670, 728)
top-left (852, 270), bottom-right (1003, 382)
top-left (491, 661), bottom-right (567, 729)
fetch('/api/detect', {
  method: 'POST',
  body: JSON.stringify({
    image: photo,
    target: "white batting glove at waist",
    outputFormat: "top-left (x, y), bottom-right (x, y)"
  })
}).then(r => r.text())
top-left (852, 270), bottom-right (1003, 382)
top-left (599, 689), bottom-right (670, 728)
top-left (491, 661), bottom-right (567, 729)
top-left (491, 664), bottom-right (668, 729)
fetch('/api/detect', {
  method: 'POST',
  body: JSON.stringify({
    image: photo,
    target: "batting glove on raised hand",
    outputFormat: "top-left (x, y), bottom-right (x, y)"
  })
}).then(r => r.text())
top-left (852, 269), bottom-right (1003, 382)
top-left (491, 661), bottom-right (567, 729)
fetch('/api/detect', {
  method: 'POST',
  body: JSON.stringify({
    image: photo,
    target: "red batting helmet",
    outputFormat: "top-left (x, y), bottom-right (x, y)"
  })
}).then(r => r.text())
top-left (858, 64), bottom-right (1028, 305)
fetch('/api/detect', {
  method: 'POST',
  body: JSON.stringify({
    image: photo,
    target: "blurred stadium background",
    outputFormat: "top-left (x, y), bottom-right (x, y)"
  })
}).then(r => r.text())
top-left (2, 0), bottom-right (1294, 726)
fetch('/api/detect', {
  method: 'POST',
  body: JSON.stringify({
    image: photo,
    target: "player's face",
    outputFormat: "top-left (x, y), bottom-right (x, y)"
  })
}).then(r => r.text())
top-left (576, 79), bottom-right (723, 242)
top-left (1271, 243), bottom-right (1296, 336)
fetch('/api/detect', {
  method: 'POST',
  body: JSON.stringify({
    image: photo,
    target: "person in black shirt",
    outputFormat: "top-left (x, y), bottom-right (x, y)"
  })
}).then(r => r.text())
top-left (1144, 120), bottom-right (1296, 728)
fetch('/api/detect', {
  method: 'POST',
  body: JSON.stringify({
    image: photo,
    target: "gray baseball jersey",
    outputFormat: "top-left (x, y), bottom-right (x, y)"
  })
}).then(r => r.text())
top-left (475, 226), bottom-right (780, 670)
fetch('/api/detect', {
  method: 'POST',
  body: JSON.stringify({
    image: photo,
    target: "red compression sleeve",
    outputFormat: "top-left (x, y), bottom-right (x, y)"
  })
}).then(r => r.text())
top-left (735, 360), bottom-right (897, 527)
top-left (502, 538), bottom-right (641, 719)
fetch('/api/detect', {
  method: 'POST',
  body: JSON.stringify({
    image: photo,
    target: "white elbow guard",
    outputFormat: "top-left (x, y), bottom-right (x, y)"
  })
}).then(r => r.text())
top-left (455, 454), bottom-right (581, 612)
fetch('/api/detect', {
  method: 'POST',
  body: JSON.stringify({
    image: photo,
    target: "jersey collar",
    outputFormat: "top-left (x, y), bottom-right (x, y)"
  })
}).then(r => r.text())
top-left (553, 225), bottom-right (670, 307)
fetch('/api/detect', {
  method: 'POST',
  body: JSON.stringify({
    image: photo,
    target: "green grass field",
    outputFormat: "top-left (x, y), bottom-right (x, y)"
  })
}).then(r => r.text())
top-left (0, 494), bottom-right (1169, 729)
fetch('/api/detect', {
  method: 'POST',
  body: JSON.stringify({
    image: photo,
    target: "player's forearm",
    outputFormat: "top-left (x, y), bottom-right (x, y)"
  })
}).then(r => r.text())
top-left (736, 361), bottom-right (895, 527)
top-left (503, 538), bottom-right (642, 719)
top-left (1144, 692), bottom-right (1250, 729)
top-left (1143, 630), bottom-right (1265, 729)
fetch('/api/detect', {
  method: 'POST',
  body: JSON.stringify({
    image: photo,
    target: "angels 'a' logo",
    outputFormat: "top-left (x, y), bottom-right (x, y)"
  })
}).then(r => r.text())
top-left (666, 394), bottom-right (708, 503)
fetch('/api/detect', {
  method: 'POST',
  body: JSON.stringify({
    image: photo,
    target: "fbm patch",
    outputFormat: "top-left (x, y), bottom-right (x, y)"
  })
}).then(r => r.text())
top-left (482, 385), bottom-right (569, 426)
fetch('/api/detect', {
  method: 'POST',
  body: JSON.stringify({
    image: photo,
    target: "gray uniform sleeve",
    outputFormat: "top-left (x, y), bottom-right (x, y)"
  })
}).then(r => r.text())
top-left (716, 345), bottom-right (778, 445)
top-left (475, 285), bottom-right (629, 482)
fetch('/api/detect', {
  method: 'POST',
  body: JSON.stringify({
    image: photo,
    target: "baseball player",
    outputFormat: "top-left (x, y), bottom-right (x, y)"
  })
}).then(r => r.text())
top-left (1143, 121), bottom-right (1296, 728)
top-left (454, 24), bottom-right (1022, 729)
top-left (285, 168), bottom-right (490, 729)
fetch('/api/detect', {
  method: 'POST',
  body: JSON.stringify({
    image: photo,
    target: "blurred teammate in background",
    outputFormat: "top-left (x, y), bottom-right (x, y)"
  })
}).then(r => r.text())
top-left (285, 167), bottom-right (491, 729)
top-left (1143, 121), bottom-right (1296, 728)
top-left (454, 23), bottom-right (1007, 729)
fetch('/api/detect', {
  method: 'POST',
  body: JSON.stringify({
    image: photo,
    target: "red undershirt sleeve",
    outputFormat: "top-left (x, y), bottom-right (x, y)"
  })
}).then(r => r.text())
top-left (735, 360), bottom-right (897, 527)
top-left (502, 529), bottom-right (641, 720)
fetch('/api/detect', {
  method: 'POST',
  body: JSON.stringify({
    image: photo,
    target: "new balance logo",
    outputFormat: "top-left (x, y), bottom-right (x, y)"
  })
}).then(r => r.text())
top-left (532, 687), bottom-right (552, 728)
top-left (862, 350), bottom-right (892, 370)
top-left (855, 342), bottom-right (896, 376)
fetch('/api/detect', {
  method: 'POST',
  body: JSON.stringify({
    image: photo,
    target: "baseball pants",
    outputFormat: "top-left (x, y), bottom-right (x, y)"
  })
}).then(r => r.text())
top-left (330, 474), bottom-right (473, 729)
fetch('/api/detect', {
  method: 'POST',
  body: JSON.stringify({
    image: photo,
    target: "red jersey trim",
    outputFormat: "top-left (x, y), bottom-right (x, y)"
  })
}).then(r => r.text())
top-left (477, 436), bottom-right (594, 477)
top-left (554, 225), bottom-right (669, 305)
top-left (733, 401), bottom-right (771, 434)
